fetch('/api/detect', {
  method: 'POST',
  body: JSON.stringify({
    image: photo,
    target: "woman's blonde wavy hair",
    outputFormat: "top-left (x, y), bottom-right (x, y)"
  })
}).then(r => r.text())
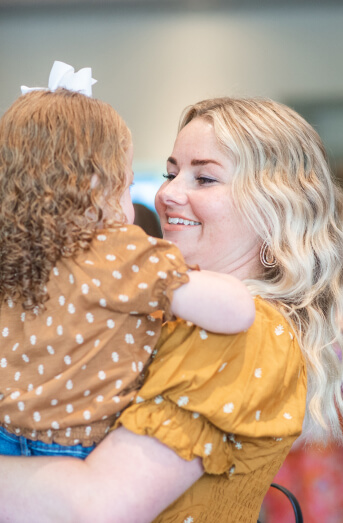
top-left (0, 89), bottom-right (131, 312)
top-left (180, 97), bottom-right (343, 443)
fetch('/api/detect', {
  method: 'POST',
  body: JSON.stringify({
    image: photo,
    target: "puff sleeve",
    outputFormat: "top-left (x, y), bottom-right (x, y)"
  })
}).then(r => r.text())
top-left (74, 224), bottom-right (193, 319)
top-left (114, 298), bottom-right (307, 475)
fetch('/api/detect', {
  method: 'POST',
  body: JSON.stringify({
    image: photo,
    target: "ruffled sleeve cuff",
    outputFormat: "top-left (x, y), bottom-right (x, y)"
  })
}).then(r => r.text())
top-left (114, 397), bottom-right (234, 475)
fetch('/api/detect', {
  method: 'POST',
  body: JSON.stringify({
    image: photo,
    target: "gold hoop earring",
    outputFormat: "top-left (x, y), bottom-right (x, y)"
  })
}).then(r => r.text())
top-left (260, 241), bottom-right (277, 268)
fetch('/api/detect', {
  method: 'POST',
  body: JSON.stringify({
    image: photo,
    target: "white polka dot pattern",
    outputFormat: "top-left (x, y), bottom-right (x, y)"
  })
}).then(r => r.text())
top-left (254, 368), bottom-right (262, 378)
top-left (81, 284), bottom-right (89, 294)
top-left (204, 443), bottom-right (212, 456)
top-left (58, 296), bottom-right (65, 306)
top-left (33, 412), bottom-right (41, 422)
top-left (223, 402), bottom-right (234, 414)
top-left (125, 334), bottom-right (134, 344)
top-left (177, 396), bottom-right (189, 407)
top-left (10, 391), bottom-right (20, 400)
top-left (0, 224), bottom-right (189, 445)
top-left (86, 313), bottom-right (94, 323)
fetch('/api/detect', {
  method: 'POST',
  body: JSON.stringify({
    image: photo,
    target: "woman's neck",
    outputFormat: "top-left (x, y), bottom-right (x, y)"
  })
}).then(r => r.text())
top-left (191, 247), bottom-right (262, 281)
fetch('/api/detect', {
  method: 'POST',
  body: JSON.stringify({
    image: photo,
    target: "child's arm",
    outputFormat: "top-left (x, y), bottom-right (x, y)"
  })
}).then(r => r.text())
top-left (171, 270), bottom-right (255, 334)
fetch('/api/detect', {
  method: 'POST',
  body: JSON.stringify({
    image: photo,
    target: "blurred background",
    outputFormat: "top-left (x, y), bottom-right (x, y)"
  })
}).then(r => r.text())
top-left (1, 0), bottom-right (343, 520)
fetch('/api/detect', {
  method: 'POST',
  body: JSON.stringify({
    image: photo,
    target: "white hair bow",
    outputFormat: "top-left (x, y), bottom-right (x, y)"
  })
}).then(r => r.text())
top-left (21, 61), bottom-right (97, 97)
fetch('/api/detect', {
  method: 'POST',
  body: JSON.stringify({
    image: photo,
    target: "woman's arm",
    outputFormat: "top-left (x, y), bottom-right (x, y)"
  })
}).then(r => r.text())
top-left (0, 427), bottom-right (203, 523)
top-left (171, 269), bottom-right (255, 334)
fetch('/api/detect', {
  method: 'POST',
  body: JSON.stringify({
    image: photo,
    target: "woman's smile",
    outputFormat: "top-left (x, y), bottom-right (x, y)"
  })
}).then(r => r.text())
top-left (165, 214), bottom-right (202, 229)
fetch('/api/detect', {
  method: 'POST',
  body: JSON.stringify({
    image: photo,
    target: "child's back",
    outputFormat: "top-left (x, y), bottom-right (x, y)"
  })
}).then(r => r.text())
top-left (0, 224), bottom-right (189, 447)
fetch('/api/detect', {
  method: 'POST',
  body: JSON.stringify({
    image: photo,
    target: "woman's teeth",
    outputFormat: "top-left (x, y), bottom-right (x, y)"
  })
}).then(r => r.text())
top-left (168, 217), bottom-right (201, 226)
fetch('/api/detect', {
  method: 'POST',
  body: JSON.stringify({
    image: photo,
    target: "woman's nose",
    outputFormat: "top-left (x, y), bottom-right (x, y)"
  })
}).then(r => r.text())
top-left (157, 176), bottom-right (188, 206)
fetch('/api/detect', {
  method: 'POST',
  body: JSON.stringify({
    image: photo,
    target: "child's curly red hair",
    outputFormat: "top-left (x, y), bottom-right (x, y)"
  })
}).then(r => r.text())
top-left (0, 88), bottom-right (131, 311)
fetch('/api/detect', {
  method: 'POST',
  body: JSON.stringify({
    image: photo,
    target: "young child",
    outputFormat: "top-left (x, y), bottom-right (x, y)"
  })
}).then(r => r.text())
top-left (0, 62), bottom-right (255, 458)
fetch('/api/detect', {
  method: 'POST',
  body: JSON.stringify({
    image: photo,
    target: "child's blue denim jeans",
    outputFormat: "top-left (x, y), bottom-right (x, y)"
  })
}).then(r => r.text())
top-left (0, 426), bottom-right (95, 459)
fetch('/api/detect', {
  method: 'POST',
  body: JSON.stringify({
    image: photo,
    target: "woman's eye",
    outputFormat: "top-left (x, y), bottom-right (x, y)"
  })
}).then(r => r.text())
top-left (197, 176), bottom-right (216, 185)
top-left (162, 173), bottom-right (176, 181)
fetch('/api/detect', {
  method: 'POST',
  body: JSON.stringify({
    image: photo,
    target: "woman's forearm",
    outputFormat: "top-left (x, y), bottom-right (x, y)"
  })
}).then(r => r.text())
top-left (0, 454), bottom-right (90, 523)
top-left (0, 427), bottom-right (203, 523)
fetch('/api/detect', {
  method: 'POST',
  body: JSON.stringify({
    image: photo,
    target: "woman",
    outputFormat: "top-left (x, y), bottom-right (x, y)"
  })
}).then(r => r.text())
top-left (0, 97), bottom-right (342, 523)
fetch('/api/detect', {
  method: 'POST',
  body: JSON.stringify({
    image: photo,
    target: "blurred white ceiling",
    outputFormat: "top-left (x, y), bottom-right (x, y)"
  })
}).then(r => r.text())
top-left (0, 0), bottom-right (342, 7)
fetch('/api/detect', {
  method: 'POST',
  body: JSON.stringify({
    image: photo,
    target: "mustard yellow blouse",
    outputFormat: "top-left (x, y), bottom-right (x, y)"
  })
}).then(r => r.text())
top-left (115, 297), bottom-right (307, 522)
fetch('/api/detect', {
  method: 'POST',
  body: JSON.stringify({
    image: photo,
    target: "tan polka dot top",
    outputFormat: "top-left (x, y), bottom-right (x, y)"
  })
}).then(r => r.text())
top-left (0, 224), bottom-right (190, 446)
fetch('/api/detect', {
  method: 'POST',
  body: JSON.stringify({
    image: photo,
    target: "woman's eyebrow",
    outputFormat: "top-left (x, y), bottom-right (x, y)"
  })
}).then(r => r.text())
top-left (191, 159), bottom-right (222, 167)
top-left (167, 157), bottom-right (222, 167)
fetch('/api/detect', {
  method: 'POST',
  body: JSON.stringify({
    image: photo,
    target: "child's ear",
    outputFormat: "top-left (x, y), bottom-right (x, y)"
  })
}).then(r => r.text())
top-left (90, 174), bottom-right (99, 189)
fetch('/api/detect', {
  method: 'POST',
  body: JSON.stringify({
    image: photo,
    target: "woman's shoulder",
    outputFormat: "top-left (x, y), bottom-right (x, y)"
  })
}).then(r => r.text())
top-left (115, 294), bottom-right (306, 476)
top-left (157, 296), bottom-right (301, 364)
top-left (126, 295), bottom-right (306, 435)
